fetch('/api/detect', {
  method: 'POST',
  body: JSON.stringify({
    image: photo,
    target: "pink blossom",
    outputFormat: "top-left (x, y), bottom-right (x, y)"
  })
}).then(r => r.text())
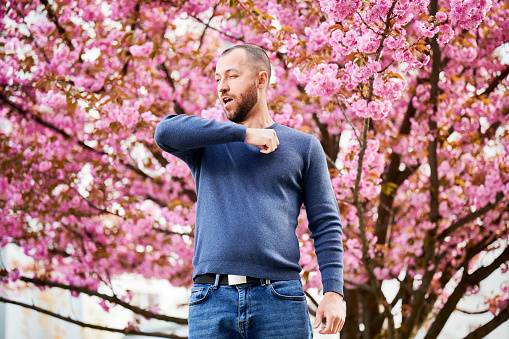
top-left (438, 24), bottom-right (455, 44)
top-left (449, 0), bottom-right (492, 30)
top-left (38, 161), bottom-right (52, 172)
top-left (8, 269), bottom-right (20, 282)
top-left (129, 41), bottom-right (154, 57)
top-left (319, 0), bottom-right (361, 22)
top-left (99, 300), bottom-right (110, 312)
top-left (436, 11), bottom-right (448, 23)
top-left (384, 35), bottom-right (406, 50)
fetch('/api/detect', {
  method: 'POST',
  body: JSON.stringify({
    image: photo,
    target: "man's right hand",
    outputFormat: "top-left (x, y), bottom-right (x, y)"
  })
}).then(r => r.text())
top-left (245, 128), bottom-right (280, 154)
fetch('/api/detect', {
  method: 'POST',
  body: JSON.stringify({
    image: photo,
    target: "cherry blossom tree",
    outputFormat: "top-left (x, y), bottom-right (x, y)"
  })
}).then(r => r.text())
top-left (1, 0), bottom-right (508, 338)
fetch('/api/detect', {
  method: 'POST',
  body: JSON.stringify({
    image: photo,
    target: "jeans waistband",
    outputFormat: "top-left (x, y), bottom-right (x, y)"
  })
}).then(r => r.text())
top-left (194, 273), bottom-right (280, 286)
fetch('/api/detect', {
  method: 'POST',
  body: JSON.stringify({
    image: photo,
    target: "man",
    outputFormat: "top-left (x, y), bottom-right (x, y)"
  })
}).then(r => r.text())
top-left (154, 44), bottom-right (345, 338)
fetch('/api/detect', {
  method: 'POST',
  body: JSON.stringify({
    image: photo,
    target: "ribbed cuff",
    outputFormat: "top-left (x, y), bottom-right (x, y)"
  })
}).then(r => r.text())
top-left (231, 123), bottom-right (247, 142)
top-left (322, 279), bottom-right (344, 297)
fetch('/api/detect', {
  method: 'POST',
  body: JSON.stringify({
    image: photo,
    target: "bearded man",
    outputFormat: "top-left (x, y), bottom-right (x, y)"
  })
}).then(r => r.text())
top-left (154, 44), bottom-right (345, 338)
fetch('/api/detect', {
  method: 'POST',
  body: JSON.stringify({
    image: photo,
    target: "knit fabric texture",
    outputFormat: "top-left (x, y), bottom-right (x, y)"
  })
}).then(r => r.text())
top-left (154, 114), bottom-right (344, 295)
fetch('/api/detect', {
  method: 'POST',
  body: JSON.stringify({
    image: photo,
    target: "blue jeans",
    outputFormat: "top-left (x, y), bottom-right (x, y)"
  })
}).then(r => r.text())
top-left (188, 276), bottom-right (313, 338)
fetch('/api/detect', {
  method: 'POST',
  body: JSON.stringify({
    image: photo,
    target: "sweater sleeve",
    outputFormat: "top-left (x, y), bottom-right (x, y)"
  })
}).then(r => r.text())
top-left (303, 136), bottom-right (344, 296)
top-left (154, 113), bottom-right (247, 166)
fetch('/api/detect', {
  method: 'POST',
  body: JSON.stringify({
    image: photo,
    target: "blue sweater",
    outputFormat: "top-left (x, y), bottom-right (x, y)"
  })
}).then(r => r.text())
top-left (154, 114), bottom-right (344, 295)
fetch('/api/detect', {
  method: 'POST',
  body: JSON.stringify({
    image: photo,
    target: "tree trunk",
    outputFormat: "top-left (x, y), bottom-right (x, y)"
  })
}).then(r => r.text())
top-left (360, 289), bottom-right (382, 339)
top-left (343, 288), bottom-right (361, 339)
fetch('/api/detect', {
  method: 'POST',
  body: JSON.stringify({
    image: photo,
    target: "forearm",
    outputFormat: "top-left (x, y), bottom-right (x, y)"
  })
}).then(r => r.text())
top-left (308, 212), bottom-right (345, 296)
top-left (314, 229), bottom-right (344, 295)
top-left (154, 113), bottom-right (247, 151)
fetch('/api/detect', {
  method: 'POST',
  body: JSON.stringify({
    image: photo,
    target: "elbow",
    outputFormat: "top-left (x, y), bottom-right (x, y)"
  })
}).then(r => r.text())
top-left (154, 114), bottom-right (180, 148)
top-left (154, 121), bottom-right (176, 150)
top-left (154, 123), bottom-right (165, 148)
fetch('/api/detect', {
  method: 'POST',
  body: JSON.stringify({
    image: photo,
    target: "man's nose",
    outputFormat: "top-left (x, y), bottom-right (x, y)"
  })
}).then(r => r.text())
top-left (217, 79), bottom-right (229, 93)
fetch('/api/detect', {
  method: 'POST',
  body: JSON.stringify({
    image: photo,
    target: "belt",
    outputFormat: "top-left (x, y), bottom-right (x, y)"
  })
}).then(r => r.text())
top-left (194, 273), bottom-right (279, 286)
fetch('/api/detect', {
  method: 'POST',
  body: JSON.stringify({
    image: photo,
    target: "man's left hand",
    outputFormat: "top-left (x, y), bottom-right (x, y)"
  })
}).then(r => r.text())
top-left (313, 291), bottom-right (345, 334)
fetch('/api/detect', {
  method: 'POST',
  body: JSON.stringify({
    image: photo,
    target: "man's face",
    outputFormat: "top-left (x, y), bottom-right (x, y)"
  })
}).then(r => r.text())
top-left (215, 49), bottom-right (259, 123)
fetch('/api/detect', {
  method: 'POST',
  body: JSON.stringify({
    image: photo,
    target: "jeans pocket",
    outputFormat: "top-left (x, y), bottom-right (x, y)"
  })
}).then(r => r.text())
top-left (269, 280), bottom-right (307, 301)
top-left (189, 284), bottom-right (212, 306)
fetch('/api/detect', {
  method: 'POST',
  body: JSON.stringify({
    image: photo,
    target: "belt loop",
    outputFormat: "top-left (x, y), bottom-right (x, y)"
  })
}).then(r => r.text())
top-left (213, 274), bottom-right (220, 289)
top-left (260, 278), bottom-right (265, 286)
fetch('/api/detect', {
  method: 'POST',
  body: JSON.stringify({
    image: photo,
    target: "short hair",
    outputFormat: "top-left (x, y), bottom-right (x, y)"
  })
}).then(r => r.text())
top-left (221, 44), bottom-right (271, 83)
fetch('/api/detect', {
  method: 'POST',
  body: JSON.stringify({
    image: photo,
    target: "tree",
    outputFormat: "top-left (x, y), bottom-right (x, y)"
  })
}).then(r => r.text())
top-left (0, 0), bottom-right (508, 338)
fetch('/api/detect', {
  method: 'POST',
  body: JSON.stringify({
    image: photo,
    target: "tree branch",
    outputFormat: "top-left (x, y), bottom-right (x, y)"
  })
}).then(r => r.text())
top-left (374, 94), bottom-right (418, 246)
top-left (356, 11), bottom-right (382, 35)
top-left (156, 63), bottom-right (187, 116)
top-left (336, 96), bottom-right (361, 146)
top-left (438, 192), bottom-right (505, 241)
top-left (153, 227), bottom-right (194, 237)
top-left (476, 65), bottom-right (509, 97)
top-left (456, 307), bottom-right (490, 315)
top-left (0, 90), bottom-right (170, 208)
top-left (197, 4), bottom-right (218, 50)
top-left (344, 279), bottom-right (376, 293)
top-left (352, 118), bottom-right (396, 337)
top-left (39, 0), bottom-right (75, 51)
top-left (462, 305), bottom-right (509, 339)
top-left (304, 291), bottom-right (319, 308)
top-left (189, 13), bottom-right (244, 42)
top-left (424, 245), bottom-right (509, 338)
top-left (400, 1), bottom-right (442, 337)
top-left (0, 296), bottom-right (185, 339)
top-left (19, 276), bottom-right (188, 325)
top-left (312, 113), bottom-right (340, 165)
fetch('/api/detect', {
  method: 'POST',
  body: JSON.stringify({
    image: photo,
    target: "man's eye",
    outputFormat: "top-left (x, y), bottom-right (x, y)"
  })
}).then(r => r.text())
top-left (216, 79), bottom-right (220, 83)
top-left (230, 75), bottom-right (237, 78)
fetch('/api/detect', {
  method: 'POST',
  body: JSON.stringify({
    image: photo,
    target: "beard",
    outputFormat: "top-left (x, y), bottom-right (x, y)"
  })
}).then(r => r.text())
top-left (224, 81), bottom-right (258, 123)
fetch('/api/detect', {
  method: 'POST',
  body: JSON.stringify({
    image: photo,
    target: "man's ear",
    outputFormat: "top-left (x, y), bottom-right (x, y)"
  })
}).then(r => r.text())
top-left (257, 71), bottom-right (269, 90)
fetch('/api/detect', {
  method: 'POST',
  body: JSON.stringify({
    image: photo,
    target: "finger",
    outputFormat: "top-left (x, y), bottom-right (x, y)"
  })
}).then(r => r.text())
top-left (267, 139), bottom-right (276, 153)
top-left (269, 130), bottom-right (278, 147)
top-left (313, 309), bottom-right (323, 329)
top-left (330, 320), bottom-right (338, 334)
top-left (333, 318), bottom-right (341, 334)
top-left (317, 315), bottom-right (328, 334)
top-left (338, 317), bottom-right (345, 332)
top-left (318, 323), bottom-right (330, 335)
top-left (332, 316), bottom-right (341, 333)
top-left (262, 141), bottom-right (272, 152)
top-left (259, 145), bottom-right (268, 153)
top-left (321, 314), bottom-right (336, 334)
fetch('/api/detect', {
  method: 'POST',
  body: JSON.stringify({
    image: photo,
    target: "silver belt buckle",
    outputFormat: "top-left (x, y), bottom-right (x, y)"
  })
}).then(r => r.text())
top-left (228, 275), bottom-right (247, 285)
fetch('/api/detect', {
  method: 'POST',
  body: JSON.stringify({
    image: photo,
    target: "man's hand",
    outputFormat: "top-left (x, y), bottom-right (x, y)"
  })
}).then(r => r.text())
top-left (245, 128), bottom-right (279, 154)
top-left (313, 291), bottom-right (345, 334)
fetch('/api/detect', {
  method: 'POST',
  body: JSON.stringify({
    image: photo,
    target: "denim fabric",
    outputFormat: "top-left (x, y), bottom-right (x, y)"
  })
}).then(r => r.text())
top-left (188, 278), bottom-right (313, 339)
